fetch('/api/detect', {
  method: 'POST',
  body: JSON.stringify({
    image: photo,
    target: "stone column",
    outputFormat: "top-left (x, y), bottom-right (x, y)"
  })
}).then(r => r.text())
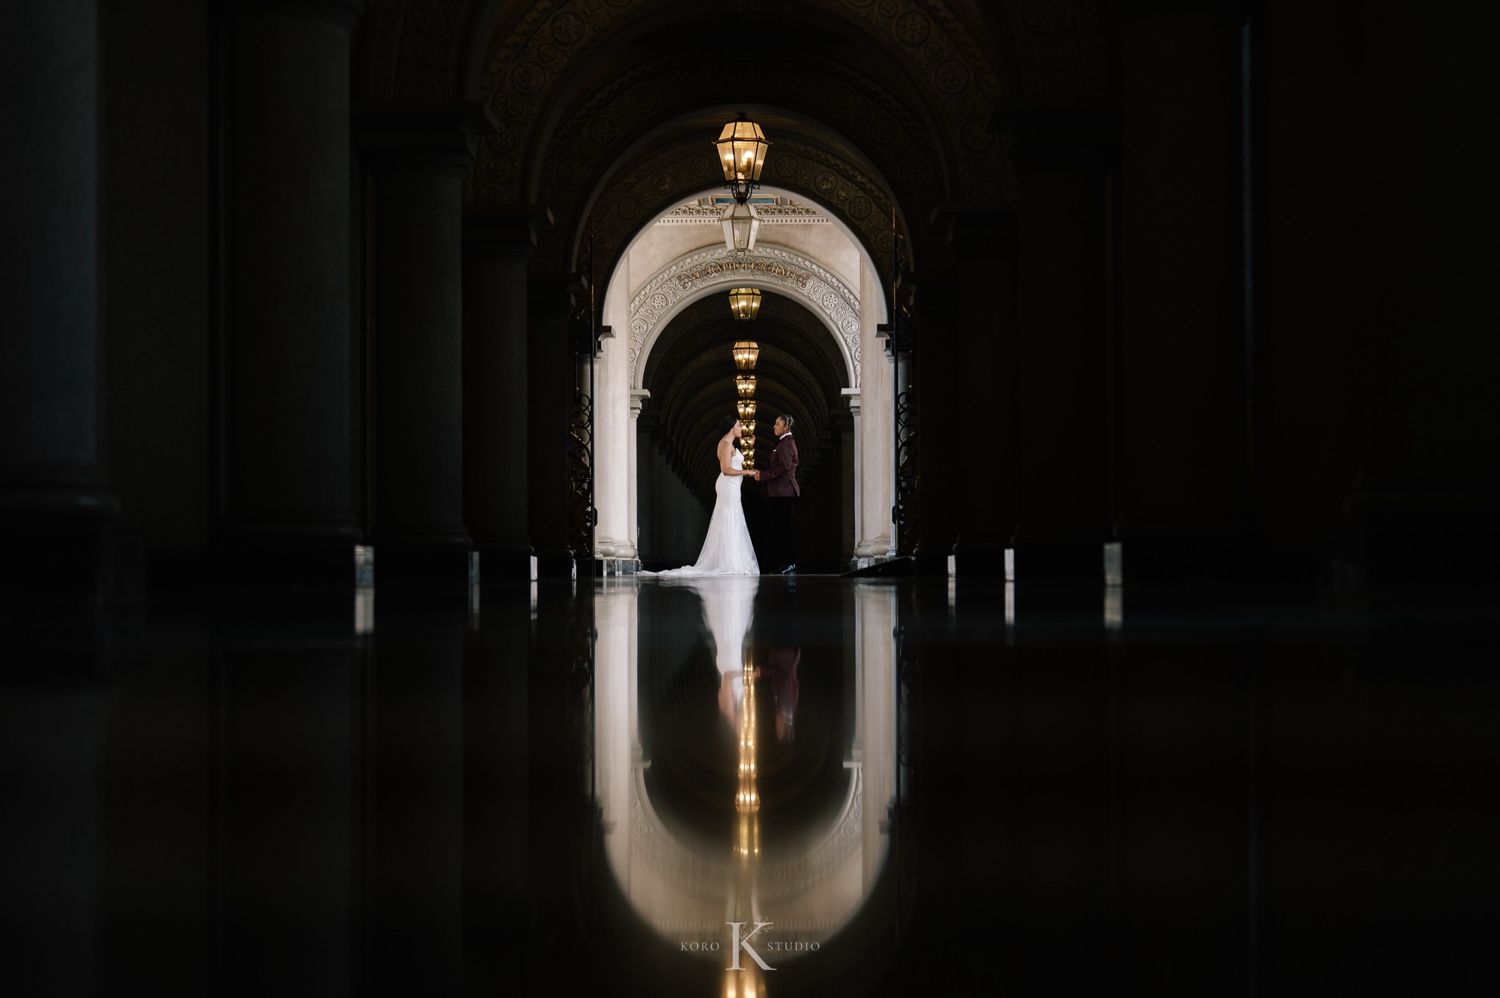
top-left (1007, 107), bottom-right (1117, 581)
top-left (357, 103), bottom-right (495, 584)
top-left (527, 280), bottom-right (577, 578)
top-left (219, 1), bottom-right (365, 581)
top-left (843, 390), bottom-right (864, 560)
top-left (463, 206), bottom-right (545, 582)
top-left (932, 206), bottom-right (1020, 577)
top-left (912, 276), bottom-right (958, 574)
top-left (855, 257), bottom-right (892, 558)
top-left (1116, 1), bottom-right (1252, 583)
top-left (841, 409), bottom-right (858, 561)
top-left (627, 390), bottom-right (651, 565)
top-left (0, 0), bottom-right (119, 594)
top-left (594, 329), bottom-right (631, 561)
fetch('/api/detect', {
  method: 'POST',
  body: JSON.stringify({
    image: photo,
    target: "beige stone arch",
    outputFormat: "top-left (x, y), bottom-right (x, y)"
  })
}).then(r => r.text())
top-left (629, 246), bottom-right (863, 393)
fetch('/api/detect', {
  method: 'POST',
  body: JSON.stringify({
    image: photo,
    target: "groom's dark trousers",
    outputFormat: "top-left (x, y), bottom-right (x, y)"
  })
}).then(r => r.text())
top-left (763, 432), bottom-right (800, 567)
top-left (769, 496), bottom-right (796, 568)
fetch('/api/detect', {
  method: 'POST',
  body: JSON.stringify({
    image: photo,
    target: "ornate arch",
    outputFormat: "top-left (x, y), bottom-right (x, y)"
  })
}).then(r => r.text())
top-left (555, 136), bottom-right (905, 288)
top-left (629, 247), bottom-right (862, 391)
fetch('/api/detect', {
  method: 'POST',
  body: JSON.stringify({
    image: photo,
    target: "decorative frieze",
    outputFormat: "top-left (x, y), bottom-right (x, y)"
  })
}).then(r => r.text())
top-left (628, 247), bottom-right (862, 390)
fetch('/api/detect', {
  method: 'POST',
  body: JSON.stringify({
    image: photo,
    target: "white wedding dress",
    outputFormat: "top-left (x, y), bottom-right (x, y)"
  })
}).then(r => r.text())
top-left (650, 448), bottom-right (760, 576)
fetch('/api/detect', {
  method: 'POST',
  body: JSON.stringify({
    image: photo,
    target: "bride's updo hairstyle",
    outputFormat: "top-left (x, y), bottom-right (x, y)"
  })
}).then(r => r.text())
top-left (716, 414), bottom-right (740, 447)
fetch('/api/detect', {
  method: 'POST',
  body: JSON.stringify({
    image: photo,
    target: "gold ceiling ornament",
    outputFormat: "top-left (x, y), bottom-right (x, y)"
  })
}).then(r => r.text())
top-left (715, 114), bottom-right (770, 202)
top-left (728, 288), bottom-right (763, 322)
top-left (716, 114), bottom-right (770, 255)
top-left (731, 338), bottom-right (760, 368)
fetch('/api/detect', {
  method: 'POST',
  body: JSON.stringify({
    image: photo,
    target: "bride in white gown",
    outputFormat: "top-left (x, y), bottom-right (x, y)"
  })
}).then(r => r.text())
top-left (649, 415), bottom-right (761, 576)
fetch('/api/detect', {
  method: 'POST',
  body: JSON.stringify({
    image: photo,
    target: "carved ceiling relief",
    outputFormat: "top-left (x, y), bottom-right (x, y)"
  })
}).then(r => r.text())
top-left (361, 0), bottom-right (1067, 229)
top-left (835, 0), bottom-right (1015, 197)
top-left (628, 245), bottom-right (862, 392)
top-left (366, 2), bottom-right (1094, 145)
top-left (519, 51), bottom-right (943, 208)
top-left (480, 0), bottom-right (1003, 192)
top-left (507, 52), bottom-right (949, 267)
top-left (544, 137), bottom-right (905, 308)
top-left (1010, 0), bottom-right (1086, 98)
top-left (394, 0), bottom-right (470, 98)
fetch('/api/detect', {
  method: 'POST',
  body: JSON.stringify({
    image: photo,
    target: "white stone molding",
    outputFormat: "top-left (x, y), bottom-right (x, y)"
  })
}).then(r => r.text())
top-left (628, 246), bottom-right (861, 391)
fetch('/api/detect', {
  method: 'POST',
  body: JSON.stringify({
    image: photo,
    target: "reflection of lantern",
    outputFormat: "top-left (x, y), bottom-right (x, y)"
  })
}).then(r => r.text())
top-left (737, 398), bottom-right (757, 420)
top-left (732, 339), bottom-right (760, 368)
top-left (714, 115), bottom-right (771, 199)
top-left (735, 374), bottom-right (756, 399)
top-left (728, 290), bottom-right (762, 323)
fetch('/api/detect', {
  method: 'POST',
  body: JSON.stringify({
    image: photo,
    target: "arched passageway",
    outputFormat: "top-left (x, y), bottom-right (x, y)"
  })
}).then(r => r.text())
top-left (592, 188), bottom-right (891, 572)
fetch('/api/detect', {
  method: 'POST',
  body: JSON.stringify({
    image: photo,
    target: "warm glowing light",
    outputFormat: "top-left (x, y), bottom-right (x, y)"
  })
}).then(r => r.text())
top-left (728, 289), bottom-right (763, 322)
top-left (731, 339), bottom-right (760, 369)
top-left (735, 374), bottom-right (756, 399)
top-left (737, 398), bottom-right (757, 420)
top-left (714, 116), bottom-right (771, 195)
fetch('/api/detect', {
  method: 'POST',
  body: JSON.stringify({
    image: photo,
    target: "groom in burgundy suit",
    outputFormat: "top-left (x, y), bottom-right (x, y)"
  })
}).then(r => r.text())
top-left (762, 415), bottom-right (800, 574)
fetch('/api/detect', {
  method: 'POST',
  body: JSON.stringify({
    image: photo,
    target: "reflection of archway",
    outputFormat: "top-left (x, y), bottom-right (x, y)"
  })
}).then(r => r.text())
top-left (592, 581), bottom-right (900, 953)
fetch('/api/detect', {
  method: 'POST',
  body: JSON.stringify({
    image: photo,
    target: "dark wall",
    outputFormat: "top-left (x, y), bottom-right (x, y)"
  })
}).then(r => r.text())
top-left (101, 1), bottom-right (210, 563)
top-left (637, 427), bottom-right (710, 568)
top-left (1259, 0), bottom-right (1500, 579)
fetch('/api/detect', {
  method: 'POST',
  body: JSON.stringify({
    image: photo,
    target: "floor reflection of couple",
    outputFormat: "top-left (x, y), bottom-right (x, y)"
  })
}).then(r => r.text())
top-left (672, 577), bottom-right (799, 742)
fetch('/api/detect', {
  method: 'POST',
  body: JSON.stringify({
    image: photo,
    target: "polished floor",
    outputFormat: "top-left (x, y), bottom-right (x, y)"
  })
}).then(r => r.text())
top-left (3, 573), bottom-right (1496, 996)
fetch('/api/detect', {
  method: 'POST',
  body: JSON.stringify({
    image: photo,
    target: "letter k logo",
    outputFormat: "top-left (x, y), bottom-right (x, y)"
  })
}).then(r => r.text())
top-left (726, 920), bottom-right (775, 972)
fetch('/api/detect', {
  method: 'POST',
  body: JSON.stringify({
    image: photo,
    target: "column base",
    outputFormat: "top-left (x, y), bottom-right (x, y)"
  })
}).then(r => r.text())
top-left (595, 558), bottom-right (641, 577)
top-left (375, 545), bottom-right (477, 587)
top-left (0, 524), bottom-right (136, 599)
top-left (952, 539), bottom-right (1010, 578)
top-left (844, 555), bottom-right (911, 576)
top-left (533, 547), bottom-right (577, 580)
top-left (216, 538), bottom-right (363, 591)
top-left (910, 543), bottom-right (954, 577)
top-left (473, 544), bottom-right (537, 583)
top-left (1008, 531), bottom-right (1106, 583)
top-left (1337, 484), bottom-right (1500, 590)
top-left (1110, 522), bottom-right (1255, 586)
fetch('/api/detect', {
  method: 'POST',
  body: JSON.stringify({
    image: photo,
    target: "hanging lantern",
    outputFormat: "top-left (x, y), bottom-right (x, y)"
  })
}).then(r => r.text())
top-left (714, 115), bottom-right (771, 200)
top-left (740, 419), bottom-right (755, 437)
top-left (720, 201), bottom-right (761, 255)
top-left (735, 374), bottom-right (756, 399)
top-left (732, 339), bottom-right (760, 368)
top-left (737, 398), bottom-right (757, 420)
top-left (728, 288), bottom-right (762, 322)
top-left (741, 433), bottom-right (756, 452)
